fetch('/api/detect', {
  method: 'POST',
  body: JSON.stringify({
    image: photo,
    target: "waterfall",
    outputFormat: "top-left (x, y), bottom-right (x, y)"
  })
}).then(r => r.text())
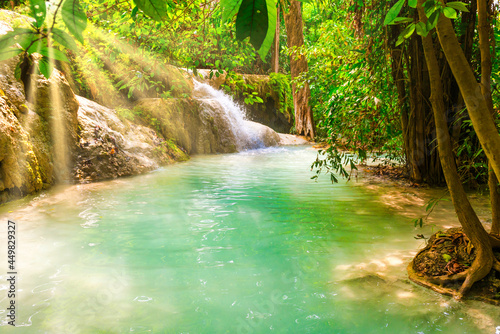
top-left (192, 79), bottom-right (266, 151)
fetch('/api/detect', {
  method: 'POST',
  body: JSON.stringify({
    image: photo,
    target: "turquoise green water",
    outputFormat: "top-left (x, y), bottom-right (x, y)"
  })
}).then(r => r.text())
top-left (0, 147), bottom-right (499, 333)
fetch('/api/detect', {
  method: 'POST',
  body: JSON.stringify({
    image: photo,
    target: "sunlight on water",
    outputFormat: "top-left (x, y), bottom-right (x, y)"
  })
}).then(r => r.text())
top-left (0, 147), bottom-right (499, 333)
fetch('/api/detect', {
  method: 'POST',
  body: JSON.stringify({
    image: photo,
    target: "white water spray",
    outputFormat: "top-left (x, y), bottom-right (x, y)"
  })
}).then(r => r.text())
top-left (193, 79), bottom-right (266, 151)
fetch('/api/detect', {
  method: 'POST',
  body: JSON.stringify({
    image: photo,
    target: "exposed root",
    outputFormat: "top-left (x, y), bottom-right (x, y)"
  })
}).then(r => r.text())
top-left (408, 262), bottom-right (461, 299)
top-left (409, 228), bottom-right (500, 303)
top-left (427, 270), bottom-right (468, 284)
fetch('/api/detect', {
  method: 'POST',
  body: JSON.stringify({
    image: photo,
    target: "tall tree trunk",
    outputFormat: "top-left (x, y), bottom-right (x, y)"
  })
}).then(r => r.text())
top-left (271, 5), bottom-right (280, 73)
top-left (283, 0), bottom-right (315, 139)
top-left (435, 5), bottom-right (500, 183)
top-left (477, 0), bottom-right (500, 234)
top-left (417, 0), bottom-right (494, 298)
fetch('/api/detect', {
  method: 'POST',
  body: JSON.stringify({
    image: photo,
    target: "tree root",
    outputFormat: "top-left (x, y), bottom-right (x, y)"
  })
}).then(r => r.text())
top-left (408, 262), bottom-right (461, 299)
top-left (409, 245), bottom-right (495, 301)
top-left (427, 270), bottom-right (468, 285)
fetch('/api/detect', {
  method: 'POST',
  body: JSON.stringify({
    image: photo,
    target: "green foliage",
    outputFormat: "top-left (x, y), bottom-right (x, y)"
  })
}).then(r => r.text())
top-left (269, 72), bottom-right (293, 116)
top-left (304, 1), bottom-right (403, 161)
top-left (222, 0), bottom-right (276, 59)
top-left (384, 0), bottom-right (469, 45)
top-left (221, 72), bottom-right (264, 106)
top-left (29, 0), bottom-right (46, 28)
top-left (383, 0), bottom-right (405, 25)
top-left (133, 0), bottom-right (168, 21)
top-left (236, 0), bottom-right (269, 50)
top-left (311, 147), bottom-right (359, 183)
top-left (0, 0), bottom-right (88, 78)
top-left (61, 0), bottom-right (88, 44)
top-left (83, 0), bottom-right (265, 73)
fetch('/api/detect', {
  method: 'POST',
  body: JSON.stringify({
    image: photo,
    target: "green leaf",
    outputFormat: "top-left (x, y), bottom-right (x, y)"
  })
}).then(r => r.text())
top-left (131, 6), bottom-right (139, 18)
top-left (423, 0), bottom-right (435, 12)
top-left (257, 0), bottom-right (276, 59)
top-left (384, 0), bottom-right (405, 25)
top-left (0, 33), bottom-right (17, 50)
top-left (426, 9), bottom-right (440, 31)
top-left (0, 28), bottom-right (34, 50)
top-left (50, 28), bottom-right (78, 51)
top-left (408, 0), bottom-right (417, 8)
top-left (442, 254), bottom-right (452, 262)
top-left (443, 6), bottom-right (457, 19)
top-left (133, 0), bottom-right (167, 21)
top-left (26, 38), bottom-right (45, 54)
top-left (415, 21), bottom-right (426, 36)
top-left (29, 0), bottom-right (46, 28)
top-left (38, 56), bottom-right (53, 79)
top-left (38, 46), bottom-right (69, 62)
top-left (402, 23), bottom-right (416, 39)
top-left (221, 0), bottom-right (243, 23)
top-left (17, 34), bottom-right (40, 50)
top-left (392, 17), bottom-right (413, 24)
top-left (236, 0), bottom-right (269, 51)
top-left (0, 48), bottom-right (23, 61)
top-left (395, 35), bottom-right (405, 46)
top-left (446, 1), bottom-right (469, 12)
top-left (61, 0), bottom-right (88, 44)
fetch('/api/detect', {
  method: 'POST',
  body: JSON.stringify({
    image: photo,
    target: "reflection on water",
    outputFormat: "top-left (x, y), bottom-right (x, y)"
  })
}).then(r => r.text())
top-left (0, 146), bottom-right (499, 333)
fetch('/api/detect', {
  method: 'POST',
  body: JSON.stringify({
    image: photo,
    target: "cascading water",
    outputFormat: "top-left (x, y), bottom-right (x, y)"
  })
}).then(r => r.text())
top-left (193, 79), bottom-right (266, 151)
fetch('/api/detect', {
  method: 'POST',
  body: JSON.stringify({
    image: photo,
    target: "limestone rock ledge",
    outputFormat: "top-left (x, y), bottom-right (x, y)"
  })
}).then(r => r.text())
top-left (74, 96), bottom-right (188, 183)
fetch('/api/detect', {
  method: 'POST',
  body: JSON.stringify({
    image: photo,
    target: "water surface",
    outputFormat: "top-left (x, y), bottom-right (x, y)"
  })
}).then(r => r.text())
top-left (0, 147), bottom-right (498, 333)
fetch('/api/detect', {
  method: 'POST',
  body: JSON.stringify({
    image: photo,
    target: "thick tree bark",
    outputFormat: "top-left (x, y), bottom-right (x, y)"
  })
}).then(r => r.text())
top-left (416, 0), bottom-right (494, 298)
top-left (435, 6), bottom-right (500, 184)
top-left (271, 5), bottom-right (280, 73)
top-left (389, 14), bottom-right (447, 185)
top-left (477, 0), bottom-right (500, 234)
top-left (283, 1), bottom-right (315, 139)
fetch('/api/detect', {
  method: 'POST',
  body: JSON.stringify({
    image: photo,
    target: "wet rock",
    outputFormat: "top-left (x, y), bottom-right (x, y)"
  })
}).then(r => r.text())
top-left (134, 97), bottom-right (237, 154)
top-left (74, 96), bottom-right (188, 182)
top-left (243, 120), bottom-right (280, 147)
top-left (0, 63), bottom-right (49, 202)
top-left (0, 17), bottom-right (83, 203)
top-left (0, 57), bottom-right (27, 117)
top-left (278, 133), bottom-right (310, 146)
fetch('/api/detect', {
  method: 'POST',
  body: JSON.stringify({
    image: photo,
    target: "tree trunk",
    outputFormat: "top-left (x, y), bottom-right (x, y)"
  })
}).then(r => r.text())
top-left (417, 0), bottom-right (494, 298)
top-left (477, 0), bottom-right (500, 234)
top-left (435, 6), bottom-right (500, 183)
top-left (271, 5), bottom-right (280, 73)
top-left (389, 16), bottom-right (445, 185)
top-left (283, 0), bottom-right (315, 139)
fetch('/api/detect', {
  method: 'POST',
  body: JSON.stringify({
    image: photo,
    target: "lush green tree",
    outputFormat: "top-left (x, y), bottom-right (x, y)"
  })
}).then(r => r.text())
top-left (387, 0), bottom-right (500, 298)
